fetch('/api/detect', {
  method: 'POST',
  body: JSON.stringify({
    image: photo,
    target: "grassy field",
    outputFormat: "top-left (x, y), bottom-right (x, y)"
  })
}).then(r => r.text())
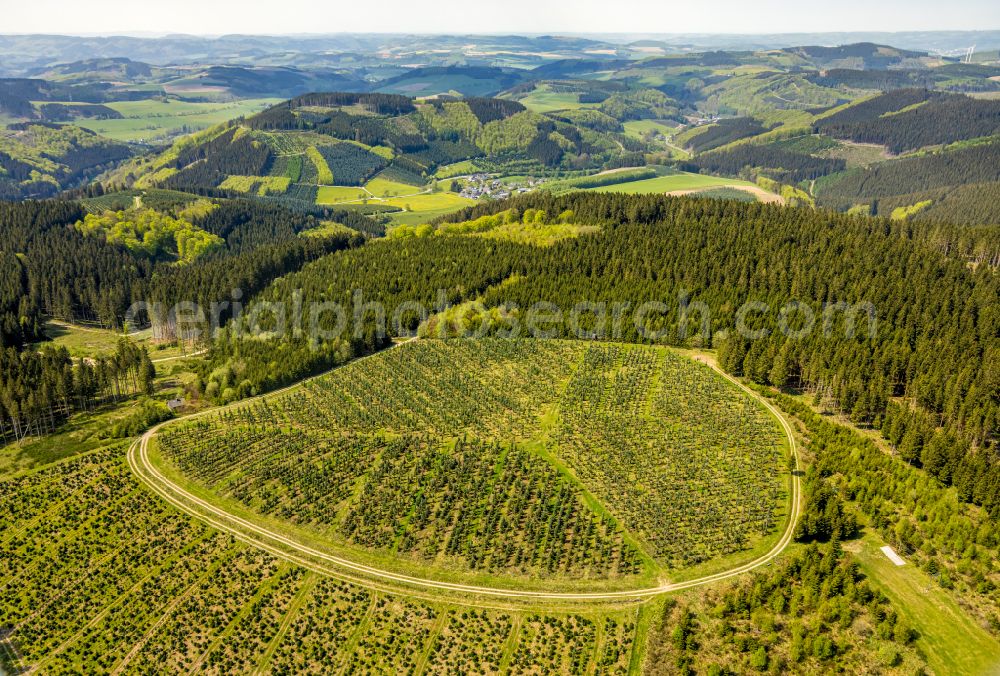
top-left (316, 185), bottom-right (471, 224)
top-left (515, 86), bottom-right (592, 113)
top-left (343, 191), bottom-right (475, 225)
top-left (315, 185), bottom-right (368, 204)
top-left (846, 532), bottom-right (1000, 675)
top-left (818, 140), bottom-right (893, 168)
top-left (622, 119), bottom-right (681, 141)
top-left (68, 98), bottom-right (281, 142)
top-left (365, 176), bottom-right (424, 197)
top-left (381, 192), bottom-right (473, 212)
top-left (588, 172), bottom-right (758, 194)
top-left (387, 204), bottom-right (472, 226)
top-left (34, 320), bottom-right (190, 361)
top-left (33, 319), bottom-right (128, 357)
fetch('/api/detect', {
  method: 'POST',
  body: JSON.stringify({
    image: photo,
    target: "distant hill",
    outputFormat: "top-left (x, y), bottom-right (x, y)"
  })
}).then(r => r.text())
top-left (0, 78), bottom-right (154, 118)
top-left (164, 65), bottom-right (366, 98)
top-left (0, 122), bottom-right (134, 199)
top-left (122, 92), bottom-right (651, 205)
top-left (372, 66), bottom-right (527, 98)
top-left (789, 42), bottom-right (927, 68)
top-left (29, 57), bottom-right (155, 81)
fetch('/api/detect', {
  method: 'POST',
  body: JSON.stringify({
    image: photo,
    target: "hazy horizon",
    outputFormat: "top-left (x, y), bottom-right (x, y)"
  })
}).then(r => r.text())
top-left (5, 0), bottom-right (999, 37)
top-left (3, 29), bottom-right (1000, 39)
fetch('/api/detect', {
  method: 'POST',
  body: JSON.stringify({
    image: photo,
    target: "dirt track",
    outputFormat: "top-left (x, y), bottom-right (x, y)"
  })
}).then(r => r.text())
top-left (665, 184), bottom-right (785, 204)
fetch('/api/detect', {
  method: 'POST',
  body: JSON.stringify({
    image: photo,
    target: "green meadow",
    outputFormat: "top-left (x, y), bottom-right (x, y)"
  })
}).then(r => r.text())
top-left (365, 176), bottom-right (424, 197)
top-left (588, 172), bottom-right (757, 194)
top-left (848, 532), bottom-right (1000, 675)
top-left (381, 192), bottom-right (473, 212)
top-left (515, 85), bottom-right (594, 113)
top-left (316, 185), bottom-right (369, 204)
top-left (622, 119), bottom-right (682, 140)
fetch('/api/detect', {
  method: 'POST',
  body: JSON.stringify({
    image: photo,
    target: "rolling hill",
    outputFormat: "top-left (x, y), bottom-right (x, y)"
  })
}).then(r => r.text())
top-left (0, 122), bottom-right (133, 199)
top-left (121, 92), bottom-right (653, 209)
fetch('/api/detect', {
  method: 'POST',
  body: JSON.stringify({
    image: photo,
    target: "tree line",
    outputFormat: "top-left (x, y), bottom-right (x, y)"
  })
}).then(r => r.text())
top-left (0, 338), bottom-right (155, 443)
top-left (816, 141), bottom-right (1000, 210)
top-left (196, 234), bottom-right (527, 401)
top-left (683, 144), bottom-right (845, 183)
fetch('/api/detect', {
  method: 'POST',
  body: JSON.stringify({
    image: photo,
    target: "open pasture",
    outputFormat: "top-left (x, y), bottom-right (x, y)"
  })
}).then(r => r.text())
top-left (381, 191), bottom-right (473, 211)
top-left (365, 175), bottom-right (425, 197)
top-left (587, 171), bottom-right (758, 194)
top-left (515, 85), bottom-right (595, 113)
top-left (315, 185), bottom-right (368, 203)
top-left (326, 191), bottom-right (475, 224)
top-left (622, 119), bottom-right (681, 140)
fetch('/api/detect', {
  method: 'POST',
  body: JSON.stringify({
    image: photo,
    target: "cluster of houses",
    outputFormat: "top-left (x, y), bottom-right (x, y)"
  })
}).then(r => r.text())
top-left (457, 174), bottom-right (544, 200)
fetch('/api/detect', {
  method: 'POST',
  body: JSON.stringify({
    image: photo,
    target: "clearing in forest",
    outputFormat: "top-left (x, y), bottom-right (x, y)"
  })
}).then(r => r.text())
top-left (155, 339), bottom-right (787, 587)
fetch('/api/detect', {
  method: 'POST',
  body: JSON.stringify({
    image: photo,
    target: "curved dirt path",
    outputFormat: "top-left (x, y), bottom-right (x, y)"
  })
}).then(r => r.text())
top-left (151, 348), bottom-right (207, 364)
top-left (665, 184), bottom-right (785, 204)
top-left (128, 344), bottom-right (801, 604)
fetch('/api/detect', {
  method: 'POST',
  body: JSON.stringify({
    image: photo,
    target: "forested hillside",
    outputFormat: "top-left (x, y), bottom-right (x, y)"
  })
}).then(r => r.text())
top-left (200, 235), bottom-right (529, 400)
top-left (0, 198), bottom-right (371, 344)
top-left (0, 200), bottom-right (143, 343)
top-left (219, 192), bottom-right (999, 518)
top-left (816, 141), bottom-right (1000, 210)
top-left (815, 91), bottom-right (1000, 153)
top-left (685, 144), bottom-right (845, 183)
top-left (683, 117), bottom-right (770, 153)
top-left (0, 123), bottom-right (133, 199)
top-left (870, 182), bottom-right (1000, 226)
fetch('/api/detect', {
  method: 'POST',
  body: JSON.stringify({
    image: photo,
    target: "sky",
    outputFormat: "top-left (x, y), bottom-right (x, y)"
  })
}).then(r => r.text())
top-left (3, 0), bottom-right (999, 35)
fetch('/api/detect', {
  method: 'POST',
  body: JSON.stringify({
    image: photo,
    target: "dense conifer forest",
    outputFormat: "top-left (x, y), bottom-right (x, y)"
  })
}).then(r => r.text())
top-left (0, 199), bottom-right (374, 342)
top-left (815, 91), bottom-right (1000, 153)
top-left (685, 144), bottom-right (846, 183)
top-left (872, 182), bottom-right (1000, 227)
top-left (0, 339), bottom-right (157, 442)
top-left (816, 141), bottom-right (1000, 210)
